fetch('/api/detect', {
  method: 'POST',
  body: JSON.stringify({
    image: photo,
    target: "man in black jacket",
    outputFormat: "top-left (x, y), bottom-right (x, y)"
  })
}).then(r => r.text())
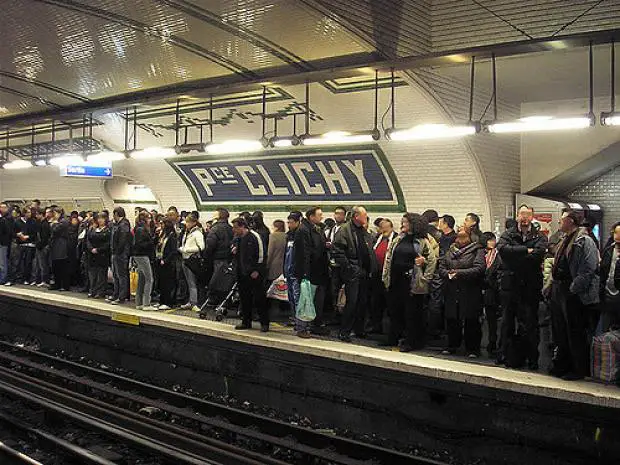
top-left (497, 204), bottom-right (548, 370)
top-left (0, 202), bottom-right (13, 285)
top-left (599, 221), bottom-right (620, 333)
top-left (206, 207), bottom-right (233, 289)
top-left (32, 208), bottom-right (51, 286)
top-left (332, 206), bottom-right (378, 342)
top-left (108, 207), bottom-right (132, 304)
top-left (293, 207), bottom-right (330, 337)
top-left (232, 217), bottom-right (269, 332)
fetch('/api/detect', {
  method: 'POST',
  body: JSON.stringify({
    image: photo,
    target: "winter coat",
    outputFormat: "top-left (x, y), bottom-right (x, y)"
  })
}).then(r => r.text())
top-left (49, 220), bottom-right (69, 261)
top-left (497, 226), bottom-right (547, 296)
top-left (156, 232), bottom-right (179, 265)
top-left (382, 233), bottom-right (438, 294)
top-left (439, 242), bottom-right (486, 319)
top-left (205, 220), bottom-right (233, 261)
top-left (266, 231), bottom-right (286, 281)
top-left (86, 226), bottom-right (111, 268)
top-left (236, 230), bottom-right (265, 278)
top-left (179, 226), bottom-right (205, 260)
top-left (294, 218), bottom-right (329, 285)
top-left (600, 243), bottom-right (620, 298)
top-left (484, 249), bottom-right (502, 307)
top-left (15, 218), bottom-right (36, 246)
top-left (554, 227), bottom-right (600, 306)
top-left (34, 219), bottom-right (51, 250)
top-left (110, 218), bottom-right (131, 256)
top-left (332, 221), bottom-right (378, 282)
top-left (283, 230), bottom-right (297, 279)
top-left (132, 224), bottom-right (155, 257)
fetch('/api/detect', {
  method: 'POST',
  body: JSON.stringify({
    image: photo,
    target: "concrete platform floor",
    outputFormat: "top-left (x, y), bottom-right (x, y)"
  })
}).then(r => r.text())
top-left (1, 285), bottom-right (619, 410)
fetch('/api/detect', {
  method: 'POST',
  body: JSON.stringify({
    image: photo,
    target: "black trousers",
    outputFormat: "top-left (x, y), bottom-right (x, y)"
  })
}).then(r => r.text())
top-left (157, 261), bottom-right (177, 307)
top-left (340, 275), bottom-right (369, 336)
top-left (387, 278), bottom-right (425, 348)
top-left (18, 247), bottom-right (36, 283)
top-left (367, 275), bottom-right (387, 333)
top-left (88, 266), bottom-right (108, 297)
top-left (447, 316), bottom-right (482, 354)
top-left (485, 303), bottom-right (499, 348)
top-left (239, 274), bottom-right (269, 326)
top-left (550, 282), bottom-right (591, 377)
top-left (51, 259), bottom-right (71, 290)
top-left (500, 289), bottom-right (540, 365)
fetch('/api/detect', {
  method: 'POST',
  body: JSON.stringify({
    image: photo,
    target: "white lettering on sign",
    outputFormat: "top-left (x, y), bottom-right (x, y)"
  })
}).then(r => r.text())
top-left (279, 163), bottom-right (301, 195)
top-left (291, 162), bottom-right (325, 195)
top-left (191, 168), bottom-right (216, 196)
top-left (256, 164), bottom-right (290, 195)
top-left (315, 161), bottom-right (351, 194)
top-left (236, 166), bottom-right (268, 195)
top-left (342, 160), bottom-right (370, 194)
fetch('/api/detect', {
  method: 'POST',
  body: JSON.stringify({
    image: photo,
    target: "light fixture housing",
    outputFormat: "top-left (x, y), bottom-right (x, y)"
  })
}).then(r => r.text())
top-left (204, 140), bottom-right (263, 155)
top-left (301, 130), bottom-right (379, 146)
top-left (174, 143), bottom-right (207, 154)
top-left (49, 154), bottom-right (84, 166)
top-left (87, 151), bottom-right (125, 162)
top-left (486, 115), bottom-right (595, 133)
top-left (2, 159), bottom-right (33, 170)
top-left (600, 112), bottom-right (620, 126)
top-left (385, 123), bottom-right (479, 141)
top-left (130, 147), bottom-right (177, 159)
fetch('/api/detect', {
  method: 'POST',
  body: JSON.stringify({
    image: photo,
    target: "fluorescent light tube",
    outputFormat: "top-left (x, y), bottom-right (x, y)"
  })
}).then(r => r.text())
top-left (387, 124), bottom-right (476, 141)
top-left (3, 160), bottom-right (33, 170)
top-left (205, 140), bottom-right (263, 155)
top-left (130, 147), bottom-right (176, 159)
top-left (488, 116), bottom-right (593, 133)
top-left (87, 151), bottom-right (125, 162)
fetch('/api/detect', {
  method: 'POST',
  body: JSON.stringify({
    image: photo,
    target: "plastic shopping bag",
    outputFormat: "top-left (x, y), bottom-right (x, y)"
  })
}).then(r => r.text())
top-left (296, 279), bottom-right (316, 322)
top-left (336, 285), bottom-right (346, 312)
top-left (266, 274), bottom-right (289, 302)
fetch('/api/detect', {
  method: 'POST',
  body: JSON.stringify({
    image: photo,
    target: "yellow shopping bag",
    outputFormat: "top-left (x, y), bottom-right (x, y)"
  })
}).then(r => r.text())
top-left (130, 269), bottom-right (139, 296)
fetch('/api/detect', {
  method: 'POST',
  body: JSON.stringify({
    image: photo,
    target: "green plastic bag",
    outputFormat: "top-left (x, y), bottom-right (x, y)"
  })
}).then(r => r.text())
top-left (296, 279), bottom-right (317, 322)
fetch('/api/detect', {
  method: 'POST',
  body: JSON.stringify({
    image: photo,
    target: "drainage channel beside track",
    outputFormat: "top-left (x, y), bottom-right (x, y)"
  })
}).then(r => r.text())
top-left (0, 341), bottom-right (446, 465)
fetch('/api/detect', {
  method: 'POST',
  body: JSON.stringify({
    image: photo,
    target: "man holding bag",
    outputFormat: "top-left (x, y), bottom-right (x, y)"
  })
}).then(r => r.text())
top-left (232, 217), bottom-right (269, 332)
top-left (294, 207), bottom-right (330, 338)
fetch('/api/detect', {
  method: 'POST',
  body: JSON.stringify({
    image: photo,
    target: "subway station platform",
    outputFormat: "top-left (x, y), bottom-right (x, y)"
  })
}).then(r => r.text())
top-left (0, 285), bottom-right (618, 464)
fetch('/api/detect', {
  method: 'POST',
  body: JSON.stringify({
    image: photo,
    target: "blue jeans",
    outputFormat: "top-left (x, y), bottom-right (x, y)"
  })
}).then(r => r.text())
top-left (182, 262), bottom-right (198, 306)
top-left (134, 256), bottom-right (153, 307)
top-left (0, 245), bottom-right (8, 284)
top-left (286, 276), bottom-right (300, 320)
top-left (31, 247), bottom-right (50, 284)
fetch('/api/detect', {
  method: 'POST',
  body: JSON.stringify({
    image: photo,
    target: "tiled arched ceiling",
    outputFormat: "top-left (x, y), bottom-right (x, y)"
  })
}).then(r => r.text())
top-left (0, 0), bottom-right (618, 121)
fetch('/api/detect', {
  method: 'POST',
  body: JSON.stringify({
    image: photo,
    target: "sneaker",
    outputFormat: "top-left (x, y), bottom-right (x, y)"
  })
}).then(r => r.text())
top-left (136, 305), bottom-right (144, 310)
top-left (441, 349), bottom-right (455, 355)
top-left (191, 305), bottom-right (201, 313)
top-left (105, 296), bottom-right (115, 302)
top-left (23, 281), bottom-right (30, 285)
top-left (87, 294), bottom-right (94, 298)
top-left (36, 282), bottom-right (47, 287)
top-left (158, 305), bottom-right (171, 311)
top-left (144, 305), bottom-right (160, 311)
top-left (179, 303), bottom-right (192, 310)
top-left (30, 282), bottom-right (37, 286)
top-left (110, 299), bottom-right (123, 305)
top-left (4, 282), bottom-right (12, 287)
top-left (338, 332), bottom-right (352, 343)
top-left (468, 353), bottom-right (479, 359)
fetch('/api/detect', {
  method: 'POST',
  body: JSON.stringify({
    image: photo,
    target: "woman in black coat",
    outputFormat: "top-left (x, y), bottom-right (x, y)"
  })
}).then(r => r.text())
top-left (155, 219), bottom-right (179, 310)
top-left (49, 208), bottom-right (71, 291)
top-left (86, 213), bottom-right (111, 298)
top-left (439, 225), bottom-right (486, 357)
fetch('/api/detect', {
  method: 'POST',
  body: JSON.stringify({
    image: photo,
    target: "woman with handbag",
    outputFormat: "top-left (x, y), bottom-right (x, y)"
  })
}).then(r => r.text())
top-left (382, 213), bottom-right (437, 352)
top-left (178, 213), bottom-right (205, 312)
top-left (86, 212), bottom-right (111, 299)
top-left (155, 219), bottom-right (179, 310)
top-left (132, 211), bottom-right (157, 310)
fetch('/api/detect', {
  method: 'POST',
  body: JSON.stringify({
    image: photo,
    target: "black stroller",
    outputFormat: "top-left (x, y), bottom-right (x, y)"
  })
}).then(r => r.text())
top-left (199, 261), bottom-right (239, 321)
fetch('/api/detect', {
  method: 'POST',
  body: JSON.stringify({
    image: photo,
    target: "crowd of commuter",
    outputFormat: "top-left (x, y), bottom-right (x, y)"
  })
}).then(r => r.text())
top-left (0, 199), bottom-right (618, 382)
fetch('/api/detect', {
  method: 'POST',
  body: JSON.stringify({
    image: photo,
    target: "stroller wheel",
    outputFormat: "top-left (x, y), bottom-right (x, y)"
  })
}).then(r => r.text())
top-left (199, 312), bottom-right (207, 320)
top-left (215, 313), bottom-right (223, 322)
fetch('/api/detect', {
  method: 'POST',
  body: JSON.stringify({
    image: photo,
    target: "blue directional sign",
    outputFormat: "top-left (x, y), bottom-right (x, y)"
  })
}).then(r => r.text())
top-left (61, 165), bottom-right (113, 178)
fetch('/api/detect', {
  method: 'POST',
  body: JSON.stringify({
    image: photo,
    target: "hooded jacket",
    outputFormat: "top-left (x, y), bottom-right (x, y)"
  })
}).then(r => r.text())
top-left (206, 220), bottom-right (233, 261)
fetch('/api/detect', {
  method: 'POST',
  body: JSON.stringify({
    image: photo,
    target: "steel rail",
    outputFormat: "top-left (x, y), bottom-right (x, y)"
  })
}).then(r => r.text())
top-left (0, 342), bottom-right (445, 465)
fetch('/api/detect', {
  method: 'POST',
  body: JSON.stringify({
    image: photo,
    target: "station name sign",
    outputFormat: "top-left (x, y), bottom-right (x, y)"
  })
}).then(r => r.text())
top-left (169, 148), bottom-right (403, 210)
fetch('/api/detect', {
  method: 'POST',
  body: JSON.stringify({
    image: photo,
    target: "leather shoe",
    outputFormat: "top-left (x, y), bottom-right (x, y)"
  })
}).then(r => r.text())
top-left (338, 333), bottom-right (352, 343)
top-left (260, 324), bottom-right (269, 333)
top-left (234, 323), bottom-right (251, 330)
top-left (561, 372), bottom-right (584, 381)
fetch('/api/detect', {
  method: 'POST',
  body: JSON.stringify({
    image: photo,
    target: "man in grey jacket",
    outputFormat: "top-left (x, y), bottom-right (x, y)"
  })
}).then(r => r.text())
top-left (549, 210), bottom-right (600, 381)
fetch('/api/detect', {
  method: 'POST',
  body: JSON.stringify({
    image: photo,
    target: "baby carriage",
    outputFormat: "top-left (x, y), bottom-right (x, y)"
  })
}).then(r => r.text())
top-left (199, 261), bottom-right (239, 321)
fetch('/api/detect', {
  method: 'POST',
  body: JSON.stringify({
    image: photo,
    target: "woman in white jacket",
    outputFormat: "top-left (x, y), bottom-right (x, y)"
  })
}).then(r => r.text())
top-left (178, 214), bottom-right (205, 311)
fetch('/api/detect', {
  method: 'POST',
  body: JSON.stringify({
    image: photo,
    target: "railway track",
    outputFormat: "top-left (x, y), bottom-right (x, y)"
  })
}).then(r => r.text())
top-left (0, 340), bottom-right (446, 465)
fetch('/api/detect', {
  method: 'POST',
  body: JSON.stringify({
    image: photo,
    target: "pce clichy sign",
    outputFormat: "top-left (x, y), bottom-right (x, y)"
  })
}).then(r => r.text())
top-left (169, 147), bottom-right (404, 211)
